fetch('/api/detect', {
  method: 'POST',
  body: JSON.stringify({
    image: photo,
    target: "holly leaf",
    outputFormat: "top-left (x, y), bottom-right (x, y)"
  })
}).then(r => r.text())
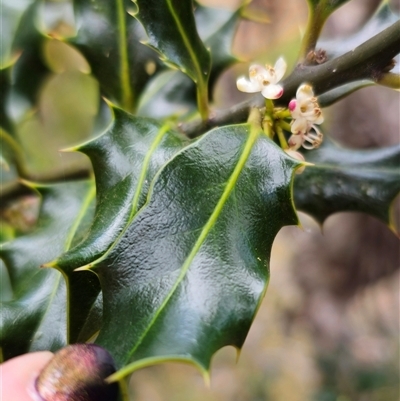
top-left (137, 70), bottom-right (196, 118)
top-left (318, 80), bottom-right (374, 107)
top-left (10, 2), bottom-right (50, 118)
top-left (54, 106), bottom-right (189, 272)
top-left (1, 0), bottom-right (50, 124)
top-left (0, 181), bottom-right (94, 360)
top-left (70, 0), bottom-right (162, 111)
top-left (132, 0), bottom-right (211, 118)
top-left (0, 0), bottom-right (35, 66)
top-left (90, 123), bottom-right (299, 376)
top-left (137, 2), bottom-right (242, 118)
top-left (51, 107), bottom-right (189, 341)
top-left (294, 138), bottom-right (400, 231)
top-left (195, 2), bottom-right (241, 95)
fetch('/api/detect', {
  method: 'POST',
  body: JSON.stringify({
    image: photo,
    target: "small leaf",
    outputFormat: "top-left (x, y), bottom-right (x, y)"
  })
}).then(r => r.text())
top-left (318, 80), bottom-right (374, 107)
top-left (137, 70), bottom-right (196, 118)
top-left (132, 0), bottom-right (211, 119)
top-left (70, 0), bottom-right (162, 111)
top-left (137, 2), bottom-right (243, 118)
top-left (0, 181), bottom-right (94, 360)
top-left (93, 124), bottom-right (299, 374)
top-left (11, 3), bottom-right (50, 117)
top-left (0, 0), bottom-right (35, 66)
top-left (294, 137), bottom-right (400, 231)
top-left (195, 2), bottom-right (241, 95)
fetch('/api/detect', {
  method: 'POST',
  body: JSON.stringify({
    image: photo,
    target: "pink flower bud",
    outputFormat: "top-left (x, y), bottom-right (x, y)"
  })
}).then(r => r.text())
top-left (288, 99), bottom-right (297, 112)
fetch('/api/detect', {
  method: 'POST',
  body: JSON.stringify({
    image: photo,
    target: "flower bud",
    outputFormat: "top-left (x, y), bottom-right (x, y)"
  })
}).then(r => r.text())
top-left (35, 344), bottom-right (119, 401)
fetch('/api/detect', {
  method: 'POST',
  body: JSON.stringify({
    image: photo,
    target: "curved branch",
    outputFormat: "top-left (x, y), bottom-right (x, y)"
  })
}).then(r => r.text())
top-left (1, 167), bottom-right (91, 206)
top-left (183, 20), bottom-right (400, 138)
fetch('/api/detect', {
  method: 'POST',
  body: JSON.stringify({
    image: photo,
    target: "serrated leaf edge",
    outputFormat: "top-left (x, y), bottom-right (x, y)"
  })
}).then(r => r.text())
top-left (106, 355), bottom-right (209, 384)
top-left (70, 110), bottom-right (178, 271)
top-left (131, 0), bottom-right (210, 119)
top-left (100, 124), bottom-right (301, 380)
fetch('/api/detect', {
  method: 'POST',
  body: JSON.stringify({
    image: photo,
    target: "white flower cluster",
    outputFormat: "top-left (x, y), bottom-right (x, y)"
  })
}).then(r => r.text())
top-left (236, 58), bottom-right (324, 151)
top-left (287, 84), bottom-right (323, 150)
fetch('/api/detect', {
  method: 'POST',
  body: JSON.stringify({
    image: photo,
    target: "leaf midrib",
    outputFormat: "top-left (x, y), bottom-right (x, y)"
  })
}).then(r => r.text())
top-left (31, 183), bottom-right (96, 347)
top-left (130, 124), bottom-right (171, 217)
top-left (166, 0), bottom-right (205, 85)
top-left (126, 124), bottom-right (260, 361)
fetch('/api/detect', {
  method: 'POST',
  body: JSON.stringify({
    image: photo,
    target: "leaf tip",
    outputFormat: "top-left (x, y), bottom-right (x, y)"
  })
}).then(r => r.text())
top-left (102, 97), bottom-right (117, 109)
top-left (60, 145), bottom-right (79, 153)
top-left (41, 261), bottom-right (56, 269)
top-left (127, 2), bottom-right (138, 17)
top-left (202, 370), bottom-right (211, 389)
top-left (74, 264), bottom-right (92, 272)
top-left (104, 371), bottom-right (119, 385)
top-left (18, 179), bottom-right (41, 193)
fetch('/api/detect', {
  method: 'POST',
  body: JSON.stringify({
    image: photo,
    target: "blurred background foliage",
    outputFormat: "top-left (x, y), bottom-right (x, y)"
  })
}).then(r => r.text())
top-left (1, 0), bottom-right (399, 400)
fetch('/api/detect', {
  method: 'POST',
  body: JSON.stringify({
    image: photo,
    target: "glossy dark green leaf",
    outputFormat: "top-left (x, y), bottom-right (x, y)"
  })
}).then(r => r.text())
top-left (294, 138), bottom-right (400, 230)
top-left (0, 0), bottom-right (35, 65)
top-left (137, 70), bottom-right (196, 118)
top-left (1, 1), bottom-right (49, 123)
top-left (0, 2), bottom-right (50, 178)
top-left (132, 0), bottom-right (211, 118)
top-left (92, 123), bottom-right (299, 375)
top-left (318, 80), bottom-right (374, 107)
top-left (52, 107), bottom-right (189, 340)
top-left (0, 181), bottom-right (94, 360)
top-left (137, 2), bottom-right (242, 118)
top-left (195, 2), bottom-right (240, 94)
top-left (70, 0), bottom-right (162, 111)
top-left (0, 66), bottom-right (15, 135)
top-left (10, 2), bottom-right (50, 117)
top-left (318, 1), bottom-right (399, 59)
top-left (54, 106), bottom-right (189, 272)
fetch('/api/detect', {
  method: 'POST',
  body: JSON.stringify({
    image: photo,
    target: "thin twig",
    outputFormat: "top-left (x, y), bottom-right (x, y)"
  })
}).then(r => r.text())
top-left (182, 20), bottom-right (400, 138)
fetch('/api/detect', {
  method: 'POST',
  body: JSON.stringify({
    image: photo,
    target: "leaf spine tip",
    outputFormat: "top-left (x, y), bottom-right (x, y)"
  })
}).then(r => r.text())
top-left (41, 261), bottom-right (56, 269)
top-left (60, 146), bottom-right (77, 153)
top-left (74, 264), bottom-right (92, 272)
top-left (18, 179), bottom-right (41, 191)
top-left (202, 371), bottom-right (211, 388)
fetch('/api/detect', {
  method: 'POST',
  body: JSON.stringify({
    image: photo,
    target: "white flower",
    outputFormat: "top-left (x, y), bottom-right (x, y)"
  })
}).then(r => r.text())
top-left (236, 57), bottom-right (287, 99)
top-left (289, 84), bottom-right (324, 135)
top-left (288, 124), bottom-right (323, 150)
